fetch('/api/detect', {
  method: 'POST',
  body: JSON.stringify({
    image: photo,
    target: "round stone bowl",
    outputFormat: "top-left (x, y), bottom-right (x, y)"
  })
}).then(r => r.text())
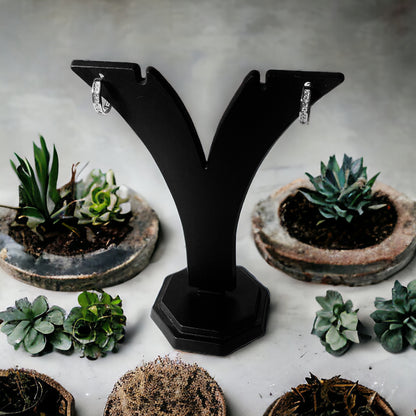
top-left (252, 179), bottom-right (416, 286)
top-left (0, 191), bottom-right (159, 291)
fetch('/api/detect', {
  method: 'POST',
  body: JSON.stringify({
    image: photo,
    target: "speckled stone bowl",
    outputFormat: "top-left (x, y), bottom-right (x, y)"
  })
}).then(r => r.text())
top-left (252, 179), bottom-right (416, 286)
top-left (0, 190), bottom-right (159, 291)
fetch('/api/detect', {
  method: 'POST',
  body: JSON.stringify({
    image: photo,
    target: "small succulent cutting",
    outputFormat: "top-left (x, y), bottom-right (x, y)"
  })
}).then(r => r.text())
top-left (0, 296), bottom-right (71, 355)
top-left (370, 279), bottom-right (416, 353)
top-left (74, 169), bottom-right (131, 225)
top-left (9, 136), bottom-right (63, 232)
top-left (312, 290), bottom-right (365, 356)
top-left (301, 154), bottom-right (384, 223)
top-left (63, 290), bottom-right (126, 359)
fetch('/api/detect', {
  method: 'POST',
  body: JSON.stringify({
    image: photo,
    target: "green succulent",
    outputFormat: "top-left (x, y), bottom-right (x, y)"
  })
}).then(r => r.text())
top-left (9, 136), bottom-right (63, 232)
top-left (0, 296), bottom-right (71, 355)
top-left (370, 280), bottom-right (416, 353)
top-left (63, 290), bottom-right (126, 359)
top-left (312, 290), bottom-right (365, 356)
top-left (301, 154), bottom-right (384, 223)
top-left (74, 169), bottom-right (131, 225)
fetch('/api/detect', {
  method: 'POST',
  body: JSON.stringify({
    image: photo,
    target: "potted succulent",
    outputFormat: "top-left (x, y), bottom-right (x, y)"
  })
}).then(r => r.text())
top-left (0, 368), bottom-right (74, 415)
top-left (0, 289), bottom-right (126, 359)
top-left (0, 136), bottom-right (159, 291)
top-left (263, 374), bottom-right (396, 416)
top-left (252, 154), bottom-right (416, 286)
top-left (104, 356), bottom-right (227, 415)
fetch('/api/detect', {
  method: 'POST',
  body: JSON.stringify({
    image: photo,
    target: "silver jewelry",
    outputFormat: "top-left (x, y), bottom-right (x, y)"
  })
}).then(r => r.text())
top-left (299, 81), bottom-right (311, 124)
top-left (92, 74), bottom-right (111, 115)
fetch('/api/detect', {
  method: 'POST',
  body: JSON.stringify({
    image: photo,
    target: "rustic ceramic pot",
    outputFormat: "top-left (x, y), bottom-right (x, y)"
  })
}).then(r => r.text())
top-left (263, 375), bottom-right (396, 416)
top-left (252, 179), bottom-right (416, 286)
top-left (0, 368), bottom-right (74, 416)
top-left (104, 357), bottom-right (226, 416)
top-left (0, 190), bottom-right (159, 291)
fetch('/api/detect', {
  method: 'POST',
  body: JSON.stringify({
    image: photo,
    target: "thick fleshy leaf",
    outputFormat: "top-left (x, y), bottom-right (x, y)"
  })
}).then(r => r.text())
top-left (407, 280), bottom-right (416, 296)
top-left (340, 311), bottom-right (358, 330)
top-left (31, 296), bottom-right (48, 317)
top-left (46, 306), bottom-right (65, 326)
top-left (49, 330), bottom-right (72, 351)
top-left (374, 298), bottom-right (394, 311)
top-left (326, 325), bottom-right (347, 351)
top-left (1, 322), bottom-right (17, 336)
top-left (370, 310), bottom-right (402, 323)
top-left (78, 291), bottom-right (99, 307)
top-left (373, 322), bottom-right (389, 339)
top-left (7, 320), bottom-right (31, 346)
top-left (380, 328), bottom-right (404, 353)
top-left (15, 298), bottom-right (32, 315)
top-left (0, 307), bottom-right (28, 322)
top-left (24, 328), bottom-right (46, 354)
top-left (342, 329), bottom-right (359, 344)
top-left (405, 328), bottom-right (416, 347)
top-left (34, 318), bottom-right (55, 334)
top-left (316, 291), bottom-right (343, 311)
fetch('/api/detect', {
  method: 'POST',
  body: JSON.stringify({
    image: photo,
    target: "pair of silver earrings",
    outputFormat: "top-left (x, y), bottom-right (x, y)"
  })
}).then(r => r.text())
top-left (91, 75), bottom-right (311, 124)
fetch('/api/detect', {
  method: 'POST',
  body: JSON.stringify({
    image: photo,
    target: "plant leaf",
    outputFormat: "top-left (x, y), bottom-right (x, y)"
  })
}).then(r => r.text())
top-left (24, 327), bottom-right (46, 354)
top-left (380, 328), bottom-right (404, 353)
top-left (34, 319), bottom-right (55, 334)
top-left (31, 296), bottom-right (48, 317)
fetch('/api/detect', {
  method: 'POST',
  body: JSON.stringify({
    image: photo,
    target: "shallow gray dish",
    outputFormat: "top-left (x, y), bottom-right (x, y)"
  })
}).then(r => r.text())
top-left (0, 191), bottom-right (159, 291)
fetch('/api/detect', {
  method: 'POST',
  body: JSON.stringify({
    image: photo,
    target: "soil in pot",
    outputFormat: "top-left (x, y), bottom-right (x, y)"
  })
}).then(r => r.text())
top-left (280, 190), bottom-right (397, 250)
top-left (0, 368), bottom-right (74, 416)
top-left (8, 216), bottom-right (132, 258)
top-left (104, 356), bottom-right (226, 416)
top-left (264, 374), bottom-right (396, 416)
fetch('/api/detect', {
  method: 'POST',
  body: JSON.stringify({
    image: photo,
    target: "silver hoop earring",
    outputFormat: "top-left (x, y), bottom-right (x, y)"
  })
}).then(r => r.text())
top-left (299, 81), bottom-right (311, 124)
top-left (92, 74), bottom-right (111, 115)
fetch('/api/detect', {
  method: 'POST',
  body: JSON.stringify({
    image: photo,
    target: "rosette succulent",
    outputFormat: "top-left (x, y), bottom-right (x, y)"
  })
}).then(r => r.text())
top-left (0, 296), bottom-right (71, 355)
top-left (63, 290), bottom-right (126, 359)
top-left (301, 154), bottom-right (384, 223)
top-left (74, 169), bottom-right (131, 225)
top-left (312, 290), bottom-right (366, 356)
top-left (370, 280), bottom-right (416, 353)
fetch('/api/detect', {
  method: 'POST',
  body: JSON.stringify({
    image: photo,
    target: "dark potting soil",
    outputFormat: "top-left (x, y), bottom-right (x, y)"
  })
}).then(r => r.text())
top-left (8, 218), bottom-right (132, 258)
top-left (279, 190), bottom-right (397, 250)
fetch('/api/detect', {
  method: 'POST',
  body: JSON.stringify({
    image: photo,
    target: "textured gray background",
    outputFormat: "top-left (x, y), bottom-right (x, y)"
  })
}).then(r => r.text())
top-left (0, 1), bottom-right (415, 415)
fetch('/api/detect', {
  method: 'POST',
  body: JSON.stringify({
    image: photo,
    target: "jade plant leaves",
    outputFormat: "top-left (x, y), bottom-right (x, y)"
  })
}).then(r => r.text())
top-left (371, 279), bottom-right (416, 353)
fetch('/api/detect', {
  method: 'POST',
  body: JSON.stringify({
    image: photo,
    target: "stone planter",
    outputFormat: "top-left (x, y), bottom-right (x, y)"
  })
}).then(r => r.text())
top-left (252, 179), bottom-right (416, 286)
top-left (0, 368), bottom-right (74, 416)
top-left (104, 357), bottom-right (226, 416)
top-left (263, 375), bottom-right (396, 416)
top-left (0, 190), bottom-right (159, 291)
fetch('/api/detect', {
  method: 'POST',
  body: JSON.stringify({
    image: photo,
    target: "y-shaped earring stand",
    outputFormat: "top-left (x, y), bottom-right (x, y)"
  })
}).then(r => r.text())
top-left (72, 60), bottom-right (344, 355)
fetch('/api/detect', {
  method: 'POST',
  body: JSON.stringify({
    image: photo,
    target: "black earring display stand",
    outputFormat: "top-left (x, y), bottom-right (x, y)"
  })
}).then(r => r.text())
top-left (71, 60), bottom-right (344, 355)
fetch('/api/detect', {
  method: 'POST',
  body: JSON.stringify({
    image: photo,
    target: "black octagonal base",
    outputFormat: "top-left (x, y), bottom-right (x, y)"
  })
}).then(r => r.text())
top-left (151, 266), bottom-right (270, 356)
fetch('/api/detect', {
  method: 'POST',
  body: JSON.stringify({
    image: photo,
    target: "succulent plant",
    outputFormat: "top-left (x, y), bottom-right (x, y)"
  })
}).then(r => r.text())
top-left (74, 169), bottom-right (131, 225)
top-left (63, 290), bottom-right (126, 359)
top-left (0, 296), bottom-right (71, 355)
top-left (301, 154), bottom-right (384, 223)
top-left (9, 136), bottom-right (63, 232)
top-left (370, 279), bottom-right (416, 353)
top-left (312, 290), bottom-right (365, 356)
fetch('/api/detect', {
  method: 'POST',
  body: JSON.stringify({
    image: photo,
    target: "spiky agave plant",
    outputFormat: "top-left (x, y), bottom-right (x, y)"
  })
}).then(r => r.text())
top-left (0, 296), bottom-right (71, 355)
top-left (8, 136), bottom-right (63, 232)
top-left (370, 280), bottom-right (416, 353)
top-left (312, 290), bottom-right (367, 356)
top-left (301, 154), bottom-right (384, 223)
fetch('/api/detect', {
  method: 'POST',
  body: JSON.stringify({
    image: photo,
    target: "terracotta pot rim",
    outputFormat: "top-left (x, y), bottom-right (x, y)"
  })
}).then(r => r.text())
top-left (252, 179), bottom-right (416, 285)
top-left (263, 376), bottom-right (396, 416)
top-left (0, 368), bottom-right (74, 416)
top-left (0, 190), bottom-right (159, 291)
